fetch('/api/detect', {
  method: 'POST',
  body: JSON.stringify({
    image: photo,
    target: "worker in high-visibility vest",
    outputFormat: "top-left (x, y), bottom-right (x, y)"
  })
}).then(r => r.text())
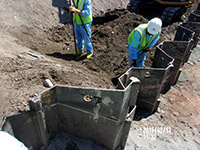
top-left (69, 0), bottom-right (93, 59)
top-left (128, 17), bottom-right (162, 67)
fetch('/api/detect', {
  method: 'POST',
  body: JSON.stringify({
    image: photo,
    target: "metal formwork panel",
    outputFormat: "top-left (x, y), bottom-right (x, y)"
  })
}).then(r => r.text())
top-left (42, 85), bottom-right (137, 122)
top-left (2, 78), bottom-right (140, 150)
top-left (158, 41), bottom-right (190, 85)
top-left (57, 104), bottom-right (136, 150)
top-left (189, 10), bottom-right (200, 22)
top-left (119, 48), bottom-right (174, 113)
top-left (174, 25), bottom-right (195, 63)
top-left (180, 22), bottom-right (200, 49)
top-left (174, 25), bottom-right (194, 41)
top-left (1, 111), bottom-right (47, 150)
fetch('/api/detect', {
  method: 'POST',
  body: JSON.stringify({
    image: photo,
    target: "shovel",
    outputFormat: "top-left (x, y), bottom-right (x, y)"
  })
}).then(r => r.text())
top-left (69, 0), bottom-right (78, 56)
top-left (71, 0), bottom-right (97, 52)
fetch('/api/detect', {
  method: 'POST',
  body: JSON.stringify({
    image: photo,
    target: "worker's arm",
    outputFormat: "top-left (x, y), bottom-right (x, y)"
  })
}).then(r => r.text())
top-left (128, 30), bottom-right (141, 61)
top-left (69, 0), bottom-right (91, 16)
top-left (81, 0), bottom-right (92, 17)
top-left (147, 31), bottom-right (161, 48)
top-left (69, 6), bottom-right (82, 14)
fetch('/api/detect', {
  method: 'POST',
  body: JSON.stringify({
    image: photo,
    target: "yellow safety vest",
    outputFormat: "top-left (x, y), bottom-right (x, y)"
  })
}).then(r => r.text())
top-left (128, 24), bottom-right (159, 51)
top-left (73, 0), bottom-right (92, 25)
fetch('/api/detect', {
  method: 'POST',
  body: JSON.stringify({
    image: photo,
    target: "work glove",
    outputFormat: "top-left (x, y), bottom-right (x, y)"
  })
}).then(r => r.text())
top-left (143, 48), bottom-right (150, 52)
top-left (69, 6), bottom-right (81, 14)
top-left (131, 59), bottom-right (137, 67)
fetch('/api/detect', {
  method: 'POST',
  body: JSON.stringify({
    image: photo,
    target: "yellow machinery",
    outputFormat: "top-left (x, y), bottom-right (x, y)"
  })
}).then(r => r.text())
top-left (127, 0), bottom-right (194, 24)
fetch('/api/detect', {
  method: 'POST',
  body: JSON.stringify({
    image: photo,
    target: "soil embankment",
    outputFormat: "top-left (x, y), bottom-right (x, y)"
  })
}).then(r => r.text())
top-left (0, 0), bottom-right (199, 149)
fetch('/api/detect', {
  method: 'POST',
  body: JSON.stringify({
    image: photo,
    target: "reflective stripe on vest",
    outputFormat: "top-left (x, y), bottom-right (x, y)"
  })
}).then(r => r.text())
top-left (128, 24), bottom-right (159, 51)
top-left (73, 0), bottom-right (92, 25)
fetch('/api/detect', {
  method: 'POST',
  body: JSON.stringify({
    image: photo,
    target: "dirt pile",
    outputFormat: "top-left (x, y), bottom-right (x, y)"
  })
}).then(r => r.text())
top-left (13, 9), bottom-right (179, 80)
top-left (87, 9), bottom-right (148, 75)
top-left (86, 9), bottom-right (179, 76)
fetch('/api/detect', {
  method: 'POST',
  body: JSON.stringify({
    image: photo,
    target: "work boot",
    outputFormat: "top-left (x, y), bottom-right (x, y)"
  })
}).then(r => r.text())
top-left (86, 53), bottom-right (93, 59)
top-left (73, 49), bottom-right (83, 56)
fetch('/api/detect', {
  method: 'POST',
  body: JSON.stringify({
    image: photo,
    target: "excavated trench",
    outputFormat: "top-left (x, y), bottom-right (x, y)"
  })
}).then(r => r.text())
top-left (19, 9), bottom-right (174, 83)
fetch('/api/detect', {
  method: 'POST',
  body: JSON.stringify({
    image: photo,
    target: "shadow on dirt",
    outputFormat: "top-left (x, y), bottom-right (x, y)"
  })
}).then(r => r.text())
top-left (52, 0), bottom-right (71, 24)
top-left (133, 108), bottom-right (152, 121)
top-left (93, 14), bottom-right (119, 25)
top-left (93, 9), bottom-right (129, 25)
top-left (111, 72), bottom-right (126, 87)
top-left (111, 76), bottom-right (119, 87)
top-left (47, 52), bottom-right (87, 61)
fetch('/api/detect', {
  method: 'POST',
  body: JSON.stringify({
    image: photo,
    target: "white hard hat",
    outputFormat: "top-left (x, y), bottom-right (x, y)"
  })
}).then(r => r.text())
top-left (147, 17), bottom-right (162, 35)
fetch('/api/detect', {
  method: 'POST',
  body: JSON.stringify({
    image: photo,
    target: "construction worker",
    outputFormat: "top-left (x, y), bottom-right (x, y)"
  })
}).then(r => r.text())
top-left (69, 0), bottom-right (93, 59)
top-left (128, 17), bottom-right (162, 67)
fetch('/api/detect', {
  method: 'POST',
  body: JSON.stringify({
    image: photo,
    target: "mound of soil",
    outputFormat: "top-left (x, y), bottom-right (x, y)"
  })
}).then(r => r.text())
top-left (12, 8), bottom-right (179, 80)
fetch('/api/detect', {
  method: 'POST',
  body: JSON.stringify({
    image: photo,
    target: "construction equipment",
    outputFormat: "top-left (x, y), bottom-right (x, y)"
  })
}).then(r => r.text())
top-left (127, 0), bottom-right (194, 24)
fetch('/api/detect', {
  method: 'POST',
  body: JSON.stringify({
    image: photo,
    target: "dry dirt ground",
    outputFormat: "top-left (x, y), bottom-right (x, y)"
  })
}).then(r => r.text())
top-left (0, 0), bottom-right (200, 149)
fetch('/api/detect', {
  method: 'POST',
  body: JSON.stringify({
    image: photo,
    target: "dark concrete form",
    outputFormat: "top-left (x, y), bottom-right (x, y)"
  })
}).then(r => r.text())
top-left (2, 77), bottom-right (140, 150)
top-left (157, 41), bottom-right (192, 86)
top-left (118, 48), bottom-right (174, 113)
top-left (189, 10), bottom-right (200, 22)
top-left (179, 22), bottom-right (200, 49)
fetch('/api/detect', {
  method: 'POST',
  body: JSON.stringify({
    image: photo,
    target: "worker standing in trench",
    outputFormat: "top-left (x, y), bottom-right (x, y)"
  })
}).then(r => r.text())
top-left (69, 0), bottom-right (93, 59)
top-left (128, 17), bottom-right (162, 67)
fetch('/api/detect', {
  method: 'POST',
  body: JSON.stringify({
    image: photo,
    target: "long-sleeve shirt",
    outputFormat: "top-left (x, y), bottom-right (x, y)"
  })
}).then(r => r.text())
top-left (128, 30), bottom-right (160, 61)
top-left (81, 0), bottom-right (92, 17)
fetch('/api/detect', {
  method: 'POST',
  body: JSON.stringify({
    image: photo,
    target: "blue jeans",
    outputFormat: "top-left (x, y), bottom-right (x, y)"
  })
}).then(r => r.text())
top-left (128, 44), bottom-right (148, 67)
top-left (74, 22), bottom-right (93, 54)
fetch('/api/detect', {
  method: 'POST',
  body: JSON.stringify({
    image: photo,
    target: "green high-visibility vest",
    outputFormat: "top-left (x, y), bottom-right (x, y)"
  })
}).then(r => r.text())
top-left (128, 24), bottom-right (159, 51)
top-left (73, 0), bottom-right (92, 25)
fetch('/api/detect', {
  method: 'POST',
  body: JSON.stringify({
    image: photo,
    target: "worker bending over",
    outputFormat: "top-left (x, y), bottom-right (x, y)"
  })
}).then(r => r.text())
top-left (69, 0), bottom-right (93, 59)
top-left (128, 17), bottom-right (162, 67)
